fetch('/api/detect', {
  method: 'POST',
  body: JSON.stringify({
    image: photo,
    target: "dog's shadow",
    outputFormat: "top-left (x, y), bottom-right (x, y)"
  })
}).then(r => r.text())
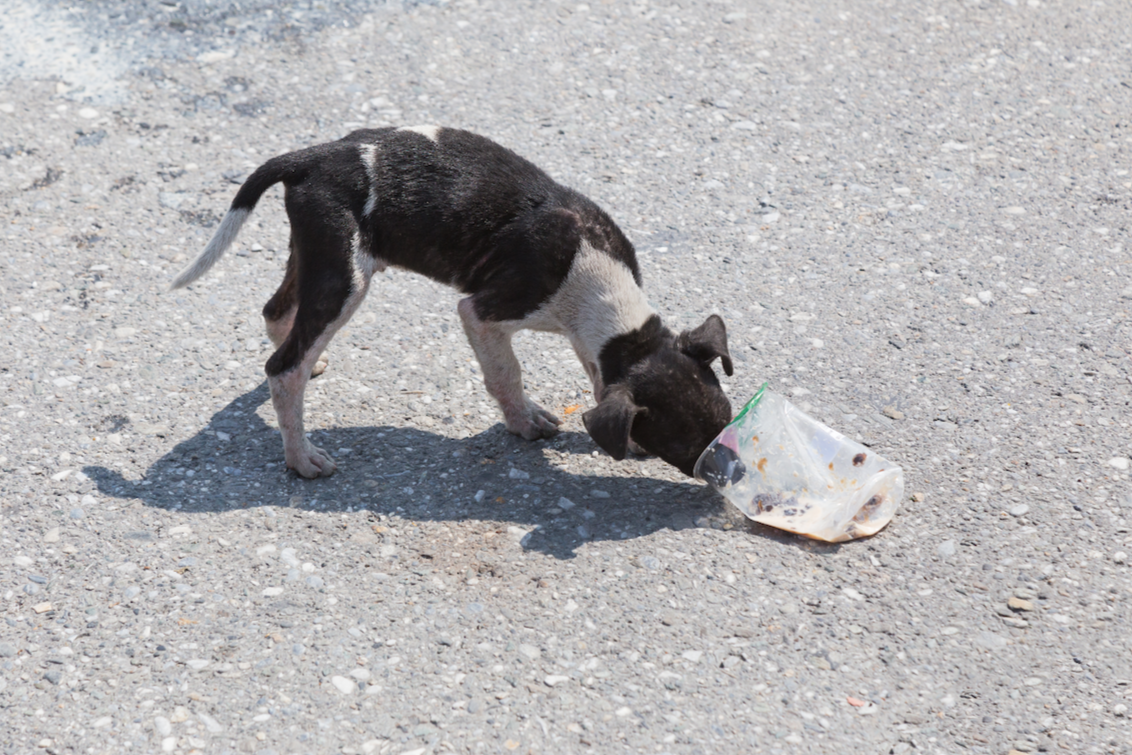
top-left (82, 383), bottom-right (808, 559)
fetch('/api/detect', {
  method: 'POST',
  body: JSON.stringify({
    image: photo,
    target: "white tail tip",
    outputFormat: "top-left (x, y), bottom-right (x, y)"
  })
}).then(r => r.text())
top-left (170, 208), bottom-right (250, 289)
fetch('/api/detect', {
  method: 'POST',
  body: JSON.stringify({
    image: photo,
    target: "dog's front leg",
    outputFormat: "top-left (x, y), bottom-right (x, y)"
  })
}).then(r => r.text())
top-left (571, 342), bottom-right (605, 400)
top-left (458, 297), bottom-right (561, 440)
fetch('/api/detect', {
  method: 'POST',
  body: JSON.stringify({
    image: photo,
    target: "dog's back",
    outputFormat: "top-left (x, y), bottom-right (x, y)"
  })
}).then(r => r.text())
top-left (335, 128), bottom-right (640, 321)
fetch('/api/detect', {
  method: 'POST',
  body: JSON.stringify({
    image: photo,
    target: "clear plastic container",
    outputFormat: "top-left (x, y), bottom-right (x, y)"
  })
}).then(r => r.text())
top-left (694, 384), bottom-right (903, 542)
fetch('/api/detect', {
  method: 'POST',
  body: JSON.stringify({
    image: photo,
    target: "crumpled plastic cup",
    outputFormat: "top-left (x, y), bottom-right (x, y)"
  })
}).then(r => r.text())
top-left (694, 384), bottom-right (903, 542)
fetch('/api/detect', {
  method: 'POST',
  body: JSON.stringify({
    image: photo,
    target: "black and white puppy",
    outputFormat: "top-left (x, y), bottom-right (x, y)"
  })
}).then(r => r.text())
top-left (173, 127), bottom-right (733, 478)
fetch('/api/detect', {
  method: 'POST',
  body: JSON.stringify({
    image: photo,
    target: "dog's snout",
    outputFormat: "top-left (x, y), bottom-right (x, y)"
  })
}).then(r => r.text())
top-left (695, 441), bottom-right (745, 488)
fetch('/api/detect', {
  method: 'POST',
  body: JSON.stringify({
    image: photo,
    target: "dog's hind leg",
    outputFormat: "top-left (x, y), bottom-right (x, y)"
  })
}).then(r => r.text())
top-left (263, 248), bottom-right (298, 347)
top-left (458, 297), bottom-right (561, 440)
top-left (266, 216), bottom-right (373, 478)
top-left (263, 245), bottom-right (330, 377)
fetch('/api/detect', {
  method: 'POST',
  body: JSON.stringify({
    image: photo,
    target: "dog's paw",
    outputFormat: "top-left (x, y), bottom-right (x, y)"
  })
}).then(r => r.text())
top-left (310, 354), bottom-right (329, 378)
top-left (286, 440), bottom-right (337, 478)
top-left (504, 401), bottom-right (561, 440)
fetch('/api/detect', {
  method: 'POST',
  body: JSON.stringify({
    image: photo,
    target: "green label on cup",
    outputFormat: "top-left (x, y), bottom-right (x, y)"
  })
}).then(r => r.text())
top-left (727, 381), bottom-right (768, 428)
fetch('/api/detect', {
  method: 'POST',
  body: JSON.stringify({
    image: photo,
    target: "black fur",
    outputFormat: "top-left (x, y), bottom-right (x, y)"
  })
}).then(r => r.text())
top-left (597, 314), bottom-right (669, 387)
top-left (581, 385), bottom-right (647, 462)
top-left (590, 314), bottom-right (733, 476)
top-left (235, 128), bottom-right (640, 330)
top-left (676, 314), bottom-right (733, 377)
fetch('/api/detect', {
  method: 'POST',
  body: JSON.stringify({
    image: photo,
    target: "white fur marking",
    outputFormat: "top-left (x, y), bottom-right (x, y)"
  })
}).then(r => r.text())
top-left (360, 143), bottom-right (379, 216)
top-left (398, 124), bottom-right (441, 143)
top-left (520, 241), bottom-right (653, 372)
top-left (171, 208), bottom-right (250, 288)
top-left (350, 231), bottom-right (383, 296)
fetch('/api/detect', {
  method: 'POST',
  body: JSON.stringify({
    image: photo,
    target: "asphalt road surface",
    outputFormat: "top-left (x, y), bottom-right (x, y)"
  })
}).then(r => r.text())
top-left (2, 1), bottom-right (1130, 754)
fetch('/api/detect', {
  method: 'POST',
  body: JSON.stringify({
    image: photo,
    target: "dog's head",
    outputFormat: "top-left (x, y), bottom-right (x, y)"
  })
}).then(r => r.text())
top-left (584, 314), bottom-right (733, 476)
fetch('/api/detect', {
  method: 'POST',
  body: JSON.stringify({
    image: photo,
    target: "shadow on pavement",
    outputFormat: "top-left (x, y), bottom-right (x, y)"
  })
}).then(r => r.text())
top-left (82, 383), bottom-right (815, 559)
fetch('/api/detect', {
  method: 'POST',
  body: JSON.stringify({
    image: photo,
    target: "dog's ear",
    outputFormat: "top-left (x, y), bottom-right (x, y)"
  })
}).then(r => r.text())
top-left (582, 386), bottom-right (646, 461)
top-left (677, 314), bottom-right (733, 376)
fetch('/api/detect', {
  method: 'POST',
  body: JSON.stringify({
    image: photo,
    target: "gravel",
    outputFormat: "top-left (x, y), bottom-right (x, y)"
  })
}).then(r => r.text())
top-left (2, 0), bottom-right (1132, 754)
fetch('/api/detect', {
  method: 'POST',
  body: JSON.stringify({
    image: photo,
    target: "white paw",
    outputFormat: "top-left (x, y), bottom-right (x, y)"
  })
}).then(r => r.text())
top-left (504, 400), bottom-right (561, 440)
top-left (286, 439), bottom-right (337, 478)
top-left (310, 354), bottom-right (329, 377)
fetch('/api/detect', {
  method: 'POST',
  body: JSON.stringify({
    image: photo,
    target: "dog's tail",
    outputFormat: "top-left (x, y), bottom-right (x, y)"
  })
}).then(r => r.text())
top-left (171, 155), bottom-right (296, 289)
